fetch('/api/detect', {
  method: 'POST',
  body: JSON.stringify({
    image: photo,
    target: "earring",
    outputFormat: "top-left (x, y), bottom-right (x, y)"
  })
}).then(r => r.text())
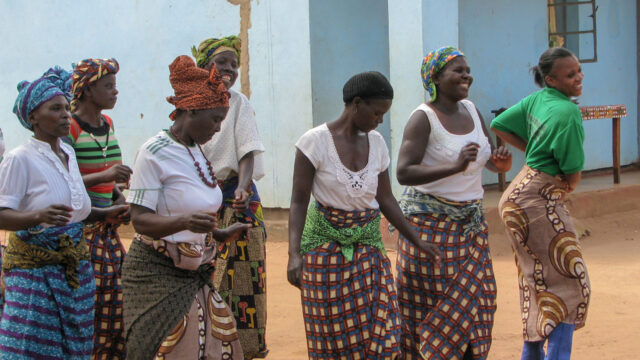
top-left (355, 106), bottom-right (358, 114)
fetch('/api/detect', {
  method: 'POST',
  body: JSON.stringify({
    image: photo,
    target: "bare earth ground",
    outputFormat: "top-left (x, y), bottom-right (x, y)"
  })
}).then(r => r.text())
top-left (117, 208), bottom-right (639, 359)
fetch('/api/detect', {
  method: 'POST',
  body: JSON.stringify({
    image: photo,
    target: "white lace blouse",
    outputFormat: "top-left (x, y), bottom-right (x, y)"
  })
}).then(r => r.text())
top-left (0, 137), bottom-right (91, 225)
top-left (295, 123), bottom-right (390, 211)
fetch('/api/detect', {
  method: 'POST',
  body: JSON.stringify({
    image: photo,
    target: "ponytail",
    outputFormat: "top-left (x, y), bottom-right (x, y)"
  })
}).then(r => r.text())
top-left (532, 47), bottom-right (575, 87)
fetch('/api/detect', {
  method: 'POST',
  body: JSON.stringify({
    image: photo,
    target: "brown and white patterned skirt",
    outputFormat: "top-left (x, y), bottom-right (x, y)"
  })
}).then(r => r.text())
top-left (498, 165), bottom-right (590, 342)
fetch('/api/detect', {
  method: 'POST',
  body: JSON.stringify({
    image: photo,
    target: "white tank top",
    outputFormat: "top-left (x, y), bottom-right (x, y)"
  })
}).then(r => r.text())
top-left (412, 100), bottom-right (491, 201)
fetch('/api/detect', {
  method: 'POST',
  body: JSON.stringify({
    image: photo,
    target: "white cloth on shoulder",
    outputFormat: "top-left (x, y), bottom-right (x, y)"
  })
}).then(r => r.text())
top-left (201, 88), bottom-right (265, 181)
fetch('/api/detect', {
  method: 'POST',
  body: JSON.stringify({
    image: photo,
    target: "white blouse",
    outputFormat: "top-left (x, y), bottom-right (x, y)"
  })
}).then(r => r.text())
top-left (0, 137), bottom-right (91, 225)
top-left (412, 100), bottom-right (491, 201)
top-left (201, 88), bottom-right (265, 181)
top-left (295, 123), bottom-right (390, 211)
top-left (127, 130), bottom-right (223, 244)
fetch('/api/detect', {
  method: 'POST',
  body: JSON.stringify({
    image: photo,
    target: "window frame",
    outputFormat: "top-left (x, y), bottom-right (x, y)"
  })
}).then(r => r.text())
top-left (548, 0), bottom-right (598, 63)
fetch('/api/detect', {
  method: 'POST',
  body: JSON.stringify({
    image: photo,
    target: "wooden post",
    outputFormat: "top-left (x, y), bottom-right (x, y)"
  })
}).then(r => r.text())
top-left (491, 107), bottom-right (508, 191)
top-left (613, 116), bottom-right (621, 184)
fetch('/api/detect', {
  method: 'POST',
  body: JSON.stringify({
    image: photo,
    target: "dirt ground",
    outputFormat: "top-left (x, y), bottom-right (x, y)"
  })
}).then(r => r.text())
top-left (106, 206), bottom-right (640, 359)
top-left (258, 208), bottom-right (640, 360)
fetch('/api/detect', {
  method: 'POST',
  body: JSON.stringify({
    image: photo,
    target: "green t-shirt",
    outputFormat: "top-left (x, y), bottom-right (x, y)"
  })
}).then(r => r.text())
top-left (490, 87), bottom-right (585, 176)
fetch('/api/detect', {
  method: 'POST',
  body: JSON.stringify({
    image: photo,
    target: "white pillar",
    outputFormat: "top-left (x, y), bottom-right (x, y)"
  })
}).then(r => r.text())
top-left (388, 0), bottom-right (427, 195)
top-left (387, 0), bottom-right (460, 195)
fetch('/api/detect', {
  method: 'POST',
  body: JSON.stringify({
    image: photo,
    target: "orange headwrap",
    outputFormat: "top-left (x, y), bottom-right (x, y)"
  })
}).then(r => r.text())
top-left (166, 55), bottom-right (229, 120)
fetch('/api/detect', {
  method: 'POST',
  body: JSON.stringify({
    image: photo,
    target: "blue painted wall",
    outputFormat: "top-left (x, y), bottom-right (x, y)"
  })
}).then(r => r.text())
top-left (309, 0), bottom-right (391, 147)
top-left (459, 0), bottom-right (638, 183)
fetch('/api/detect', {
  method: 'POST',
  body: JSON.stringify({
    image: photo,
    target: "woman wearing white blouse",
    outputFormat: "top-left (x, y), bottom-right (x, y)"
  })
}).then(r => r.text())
top-left (287, 71), bottom-right (440, 359)
top-left (0, 67), bottom-right (127, 359)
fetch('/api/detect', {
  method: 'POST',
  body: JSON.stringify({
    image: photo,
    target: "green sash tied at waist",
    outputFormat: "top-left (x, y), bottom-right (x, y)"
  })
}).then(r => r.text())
top-left (300, 203), bottom-right (385, 261)
top-left (3, 232), bottom-right (91, 289)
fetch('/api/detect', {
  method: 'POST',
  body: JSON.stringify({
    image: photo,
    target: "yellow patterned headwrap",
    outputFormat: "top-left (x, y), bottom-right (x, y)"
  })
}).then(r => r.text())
top-left (191, 35), bottom-right (241, 68)
top-left (71, 58), bottom-right (119, 111)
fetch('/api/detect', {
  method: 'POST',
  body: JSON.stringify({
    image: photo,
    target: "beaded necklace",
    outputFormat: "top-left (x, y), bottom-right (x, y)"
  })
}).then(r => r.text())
top-left (73, 114), bottom-right (110, 165)
top-left (169, 126), bottom-right (217, 188)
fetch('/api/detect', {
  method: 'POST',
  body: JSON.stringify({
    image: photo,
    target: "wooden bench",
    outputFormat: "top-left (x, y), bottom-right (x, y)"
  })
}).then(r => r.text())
top-left (579, 105), bottom-right (627, 184)
top-left (492, 104), bottom-right (628, 190)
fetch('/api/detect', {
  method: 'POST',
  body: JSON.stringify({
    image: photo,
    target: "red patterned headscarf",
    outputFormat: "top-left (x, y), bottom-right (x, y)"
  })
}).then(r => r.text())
top-left (166, 55), bottom-right (229, 120)
top-left (71, 58), bottom-right (119, 111)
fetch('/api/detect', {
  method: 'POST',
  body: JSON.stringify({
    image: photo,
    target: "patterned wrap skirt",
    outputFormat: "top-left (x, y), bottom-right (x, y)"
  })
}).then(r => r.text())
top-left (213, 177), bottom-right (268, 359)
top-left (0, 222), bottom-right (96, 359)
top-left (83, 222), bottom-right (126, 359)
top-left (396, 193), bottom-right (496, 360)
top-left (123, 240), bottom-right (243, 360)
top-left (498, 165), bottom-right (590, 342)
top-left (301, 205), bottom-right (402, 359)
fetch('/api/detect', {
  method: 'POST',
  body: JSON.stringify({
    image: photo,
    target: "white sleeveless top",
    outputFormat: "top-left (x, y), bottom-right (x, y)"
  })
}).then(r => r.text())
top-left (412, 100), bottom-right (491, 201)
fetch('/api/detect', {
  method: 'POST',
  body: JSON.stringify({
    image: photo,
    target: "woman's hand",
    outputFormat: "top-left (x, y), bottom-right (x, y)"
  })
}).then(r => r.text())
top-left (287, 252), bottom-right (304, 289)
top-left (232, 188), bottom-right (250, 212)
top-left (455, 142), bottom-right (479, 172)
top-left (490, 146), bottom-right (512, 172)
top-left (101, 204), bottom-right (130, 225)
top-left (213, 222), bottom-right (251, 243)
top-left (414, 240), bottom-right (442, 267)
top-left (182, 212), bottom-right (218, 233)
top-left (106, 164), bottom-right (133, 184)
top-left (37, 204), bottom-right (73, 226)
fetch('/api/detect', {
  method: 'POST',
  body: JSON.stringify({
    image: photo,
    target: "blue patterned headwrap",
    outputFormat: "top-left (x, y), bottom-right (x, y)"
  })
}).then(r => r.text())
top-left (421, 46), bottom-right (464, 102)
top-left (13, 66), bottom-right (73, 130)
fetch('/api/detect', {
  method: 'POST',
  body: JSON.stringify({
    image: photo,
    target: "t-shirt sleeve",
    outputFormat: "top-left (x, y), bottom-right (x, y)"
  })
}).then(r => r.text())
top-left (294, 129), bottom-right (321, 169)
top-left (374, 132), bottom-right (390, 173)
top-left (234, 95), bottom-right (265, 160)
top-left (126, 148), bottom-right (163, 211)
top-left (551, 120), bottom-right (585, 174)
top-left (0, 152), bottom-right (28, 209)
top-left (490, 101), bottom-right (528, 141)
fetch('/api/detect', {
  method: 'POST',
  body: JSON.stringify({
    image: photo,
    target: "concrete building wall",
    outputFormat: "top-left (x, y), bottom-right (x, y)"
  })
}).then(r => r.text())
top-left (459, 0), bottom-right (639, 182)
top-left (0, 0), bottom-right (313, 208)
top-left (309, 0), bottom-right (391, 147)
top-left (0, 0), bottom-right (637, 208)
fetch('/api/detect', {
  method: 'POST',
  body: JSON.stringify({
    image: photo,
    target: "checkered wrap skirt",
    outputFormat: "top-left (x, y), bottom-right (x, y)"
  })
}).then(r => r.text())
top-left (84, 222), bottom-right (126, 359)
top-left (396, 212), bottom-right (497, 360)
top-left (301, 205), bottom-right (401, 359)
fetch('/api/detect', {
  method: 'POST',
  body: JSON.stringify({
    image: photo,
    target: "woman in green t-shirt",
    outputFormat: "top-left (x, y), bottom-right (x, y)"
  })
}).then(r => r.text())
top-left (490, 47), bottom-right (590, 360)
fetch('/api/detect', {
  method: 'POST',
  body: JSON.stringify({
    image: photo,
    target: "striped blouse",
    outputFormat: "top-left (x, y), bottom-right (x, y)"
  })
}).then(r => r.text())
top-left (66, 115), bottom-right (122, 208)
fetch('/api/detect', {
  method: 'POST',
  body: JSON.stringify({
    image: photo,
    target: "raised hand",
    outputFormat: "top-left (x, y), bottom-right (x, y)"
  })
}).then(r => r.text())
top-left (214, 222), bottom-right (251, 243)
top-left (182, 212), bottom-right (218, 233)
top-left (106, 164), bottom-right (133, 184)
top-left (232, 188), bottom-right (250, 212)
top-left (491, 146), bottom-right (512, 172)
top-left (456, 142), bottom-right (480, 172)
top-left (37, 204), bottom-right (73, 226)
top-left (104, 204), bottom-right (131, 225)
